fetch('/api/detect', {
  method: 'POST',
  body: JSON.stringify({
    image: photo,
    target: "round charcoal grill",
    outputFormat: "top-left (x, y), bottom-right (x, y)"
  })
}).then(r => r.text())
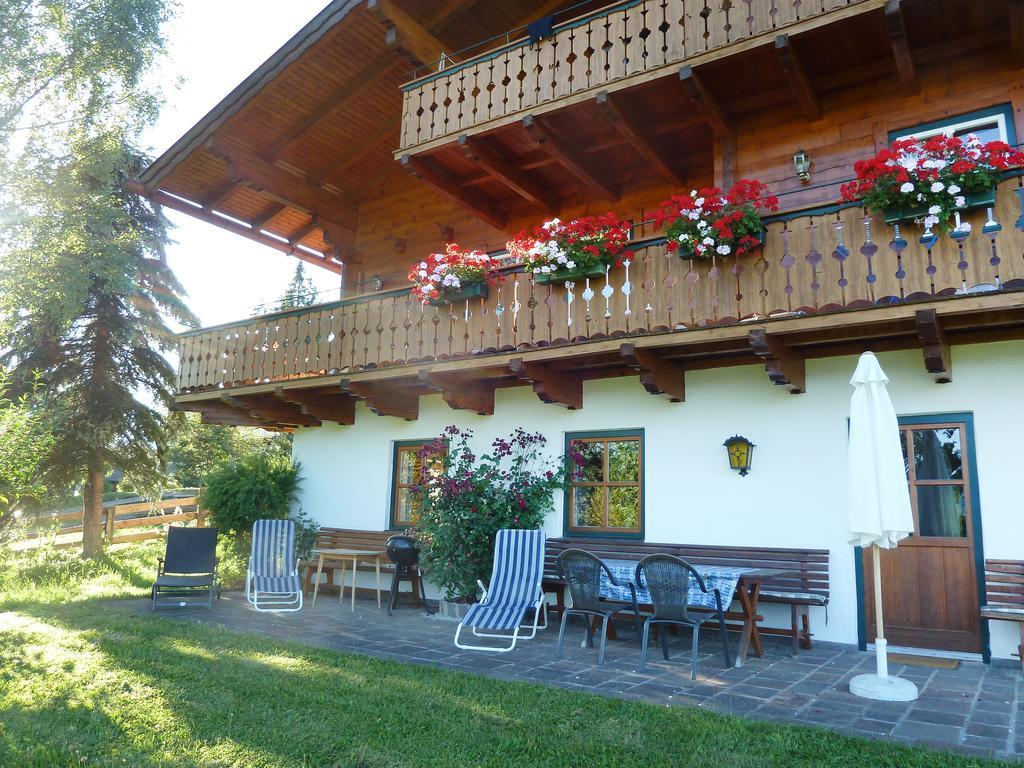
top-left (385, 535), bottom-right (428, 615)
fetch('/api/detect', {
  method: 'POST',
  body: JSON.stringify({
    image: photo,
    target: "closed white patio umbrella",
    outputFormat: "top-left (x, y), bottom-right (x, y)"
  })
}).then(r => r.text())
top-left (847, 351), bottom-right (918, 702)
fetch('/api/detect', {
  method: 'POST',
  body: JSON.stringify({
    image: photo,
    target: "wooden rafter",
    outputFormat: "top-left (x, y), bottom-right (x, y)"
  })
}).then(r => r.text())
top-left (884, 0), bottom-right (918, 95)
top-left (508, 358), bottom-right (583, 409)
top-left (1012, 0), bottom-right (1024, 69)
top-left (418, 369), bottom-right (497, 415)
top-left (310, 120), bottom-right (398, 185)
top-left (287, 220), bottom-right (318, 246)
top-left (596, 91), bottom-right (686, 186)
top-left (748, 329), bottom-right (805, 393)
top-left (201, 411), bottom-right (274, 428)
top-left (458, 134), bottom-right (558, 211)
top-left (369, 0), bottom-right (450, 68)
top-left (774, 35), bottom-right (822, 121)
top-left (342, 380), bottom-right (419, 420)
top-left (915, 309), bottom-right (952, 382)
top-left (251, 203), bottom-right (287, 230)
top-left (522, 114), bottom-right (619, 201)
top-left (678, 66), bottom-right (733, 137)
top-left (202, 179), bottom-right (241, 210)
top-left (618, 343), bottom-right (685, 402)
top-left (274, 387), bottom-right (357, 423)
top-left (400, 154), bottom-right (506, 230)
top-left (220, 394), bottom-right (321, 427)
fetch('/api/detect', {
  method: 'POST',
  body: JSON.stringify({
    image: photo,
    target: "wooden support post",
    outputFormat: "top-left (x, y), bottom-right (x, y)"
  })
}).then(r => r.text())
top-left (508, 358), bottom-right (583, 409)
top-left (418, 370), bottom-right (497, 415)
top-left (714, 133), bottom-right (737, 190)
top-left (915, 308), bottom-right (952, 383)
top-left (678, 66), bottom-right (733, 136)
top-left (458, 134), bottom-right (558, 210)
top-left (104, 507), bottom-right (115, 542)
top-left (596, 91), bottom-right (687, 185)
top-left (774, 35), bottom-right (822, 121)
top-left (400, 154), bottom-right (507, 230)
top-left (618, 343), bottom-right (685, 402)
top-left (522, 115), bottom-right (620, 201)
top-left (884, 0), bottom-right (918, 95)
top-left (748, 329), bottom-right (805, 393)
top-left (342, 381), bottom-right (419, 421)
top-left (274, 387), bottom-right (357, 424)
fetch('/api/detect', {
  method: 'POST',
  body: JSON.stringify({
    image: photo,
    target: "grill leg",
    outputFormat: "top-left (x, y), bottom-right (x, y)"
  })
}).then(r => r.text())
top-left (387, 569), bottom-right (401, 616)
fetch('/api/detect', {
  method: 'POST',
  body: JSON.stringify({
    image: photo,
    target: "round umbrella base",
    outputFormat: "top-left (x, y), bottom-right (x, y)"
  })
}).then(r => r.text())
top-left (849, 673), bottom-right (919, 702)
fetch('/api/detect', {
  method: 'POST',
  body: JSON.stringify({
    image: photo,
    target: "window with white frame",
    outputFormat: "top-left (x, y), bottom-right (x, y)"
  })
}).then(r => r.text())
top-left (892, 107), bottom-right (1012, 146)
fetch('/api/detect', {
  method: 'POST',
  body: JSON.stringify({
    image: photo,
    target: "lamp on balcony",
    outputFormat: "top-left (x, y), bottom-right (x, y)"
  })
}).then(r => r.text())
top-left (369, 274), bottom-right (384, 292)
top-left (723, 435), bottom-right (755, 477)
top-left (793, 149), bottom-right (811, 183)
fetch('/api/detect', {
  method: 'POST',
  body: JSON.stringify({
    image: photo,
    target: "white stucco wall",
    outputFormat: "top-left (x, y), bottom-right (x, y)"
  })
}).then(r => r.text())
top-left (292, 339), bottom-right (1024, 660)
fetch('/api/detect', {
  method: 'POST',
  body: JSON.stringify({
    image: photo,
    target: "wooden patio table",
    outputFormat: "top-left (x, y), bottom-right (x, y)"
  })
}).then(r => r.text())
top-left (310, 547), bottom-right (387, 610)
top-left (599, 560), bottom-right (796, 667)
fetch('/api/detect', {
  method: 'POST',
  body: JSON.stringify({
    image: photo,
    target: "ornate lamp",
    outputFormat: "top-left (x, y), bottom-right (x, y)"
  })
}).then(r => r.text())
top-left (723, 435), bottom-right (755, 477)
top-left (793, 148), bottom-right (811, 183)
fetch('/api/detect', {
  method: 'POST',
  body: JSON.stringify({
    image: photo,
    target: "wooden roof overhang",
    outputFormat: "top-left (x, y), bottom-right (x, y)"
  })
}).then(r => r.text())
top-left (174, 288), bottom-right (1024, 430)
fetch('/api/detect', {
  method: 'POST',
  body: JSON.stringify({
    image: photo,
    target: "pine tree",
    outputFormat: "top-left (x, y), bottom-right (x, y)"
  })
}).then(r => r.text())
top-left (279, 262), bottom-right (318, 310)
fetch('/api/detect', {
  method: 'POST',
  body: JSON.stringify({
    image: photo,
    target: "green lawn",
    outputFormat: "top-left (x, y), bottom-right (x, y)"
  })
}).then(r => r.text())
top-left (0, 545), bottom-right (1011, 767)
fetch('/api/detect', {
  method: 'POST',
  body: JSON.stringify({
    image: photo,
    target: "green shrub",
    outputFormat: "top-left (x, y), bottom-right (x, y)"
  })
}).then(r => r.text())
top-left (202, 454), bottom-right (301, 536)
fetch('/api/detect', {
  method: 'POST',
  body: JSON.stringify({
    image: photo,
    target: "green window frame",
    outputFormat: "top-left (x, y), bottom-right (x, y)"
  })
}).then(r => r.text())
top-left (888, 104), bottom-right (1016, 145)
top-left (563, 429), bottom-right (644, 539)
top-left (389, 439), bottom-right (445, 530)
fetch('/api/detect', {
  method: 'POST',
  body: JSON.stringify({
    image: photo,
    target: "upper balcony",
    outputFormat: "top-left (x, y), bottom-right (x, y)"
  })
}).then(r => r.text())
top-left (398, 0), bottom-right (886, 155)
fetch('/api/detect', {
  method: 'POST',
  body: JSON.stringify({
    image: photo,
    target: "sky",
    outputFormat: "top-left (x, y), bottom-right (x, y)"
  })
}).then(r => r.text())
top-left (141, 0), bottom-right (342, 329)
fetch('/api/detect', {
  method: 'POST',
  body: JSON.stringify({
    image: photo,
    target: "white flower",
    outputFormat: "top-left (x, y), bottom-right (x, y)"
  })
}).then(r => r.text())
top-left (556, 254), bottom-right (567, 264)
top-left (697, 219), bottom-right (709, 230)
top-left (541, 265), bottom-right (551, 274)
top-left (916, 193), bottom-right (925, 201)
top-left (928, 205), bottom-right (941, 215)
top-left (922, 159), bottom-right (947, 170)
top-left (955, 196), bottom-right (966, 207)
top-left (957, 221), bottom-right (972, 232)
top-left (418, 269), bottom-right (428, 278)
top-left (532, 267), bottom-right (541, 274)
top-left (899, 156), bottom-right (918, 171)
top-left (948, 184), bottom-right (961, 194)
top-left (702, 236), bottom-right (715, 246)
top-left (689, 189), bottom-right (697, 197)
top-left (716, 244), bottom-right (731, 256)
top-left (423, 283), bottom-right (434, 293)
top-left (694, 197), bottom-right (705, 207)
top-left (930, 181), bottom-right (945, 193)
top-left (566, 260), bottom-right (576, 269)
top-left (687, 210), bottom-right (700, 220)
top-left (678, 233), bottom-right (689, 242)
top-left (419, 261), bottom-right (428, 269)
top-left (923, 215), bottom-right (939, 228)
top-left (899, 182), bottom-right (915, 193)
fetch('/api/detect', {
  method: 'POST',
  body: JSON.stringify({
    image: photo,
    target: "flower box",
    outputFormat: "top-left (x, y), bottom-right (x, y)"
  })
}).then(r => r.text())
top-left (533, 264), bottom-right (606, 285)
top-left (427, 281), bottom-right (488, 306)
top-left (883, 187), bottom-right (996, 225)
top-left (677, 228), bottom-right (766, 260)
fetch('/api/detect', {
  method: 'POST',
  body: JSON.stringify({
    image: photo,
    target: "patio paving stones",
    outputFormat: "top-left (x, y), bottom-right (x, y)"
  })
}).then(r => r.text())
top-left (125, 593), bottom-right (1024, 762)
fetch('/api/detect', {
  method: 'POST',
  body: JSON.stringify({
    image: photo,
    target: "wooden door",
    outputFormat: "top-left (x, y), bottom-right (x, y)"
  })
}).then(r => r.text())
top-left (863, 422), bottom-right (982, 653)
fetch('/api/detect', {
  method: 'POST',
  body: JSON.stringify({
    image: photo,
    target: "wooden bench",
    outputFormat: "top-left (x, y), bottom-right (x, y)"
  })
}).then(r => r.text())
top-left (543, 537), bottom-right (829, 651)
top-left (300, 528), bottom-right (395, 595)
top-left (980, 559), bottom-right (1024, 669)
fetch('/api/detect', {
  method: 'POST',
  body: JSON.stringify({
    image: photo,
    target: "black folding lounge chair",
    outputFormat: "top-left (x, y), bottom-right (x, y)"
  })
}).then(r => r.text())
top-left (152, 526), bottom-right (220, 610)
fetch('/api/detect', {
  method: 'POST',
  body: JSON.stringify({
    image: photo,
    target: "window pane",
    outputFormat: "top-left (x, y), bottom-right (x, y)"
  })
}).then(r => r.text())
top-left (573, 440), bottom-right (604, 482)
top-left (912, 428), bottom-right (962, 480)
top-left (917, 485), bottom-right (966, 537)
top-left (954, 123), bottom-right (1001, 144)
top-left (608, 487), bottom-right (639, 529)
top-left (394, 488), bottom-right (420, 525)
top-left (573, 487), bottom-right (605, 527)
top-left (397, 447), bottom-right (423, 485)
top-left (608, 440), bottom-right (640, 482)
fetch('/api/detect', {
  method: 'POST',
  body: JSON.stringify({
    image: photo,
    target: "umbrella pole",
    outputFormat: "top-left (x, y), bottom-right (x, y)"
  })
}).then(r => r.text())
top-left (872, 545), bottom-right (889, 679)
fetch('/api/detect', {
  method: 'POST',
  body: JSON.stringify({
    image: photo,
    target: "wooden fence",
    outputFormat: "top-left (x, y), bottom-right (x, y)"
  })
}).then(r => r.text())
top-left (20, 496), bottom-right (204, 550)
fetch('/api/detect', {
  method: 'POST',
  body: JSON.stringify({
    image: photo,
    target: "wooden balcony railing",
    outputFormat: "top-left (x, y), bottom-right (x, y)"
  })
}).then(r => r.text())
top-left (399, 0), bottom-right (883, 152)
top-left (176, 179), bottom-right (1024, 394)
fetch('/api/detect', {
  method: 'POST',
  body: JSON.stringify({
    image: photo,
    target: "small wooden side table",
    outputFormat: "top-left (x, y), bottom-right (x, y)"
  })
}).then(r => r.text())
top-left (310, 548), bottom-right (387, 610)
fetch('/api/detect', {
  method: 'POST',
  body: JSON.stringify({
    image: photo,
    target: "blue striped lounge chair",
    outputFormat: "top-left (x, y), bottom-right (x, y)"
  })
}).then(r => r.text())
top-left (454, 528), bottom-right (548, 652)
top-left (246, 519), bottom-right (303, 612)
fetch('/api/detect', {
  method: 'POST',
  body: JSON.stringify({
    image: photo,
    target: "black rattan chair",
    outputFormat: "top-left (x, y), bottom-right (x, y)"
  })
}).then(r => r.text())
top-left (556, 548), bottom-right (640, 665)
top-left (152, 526), bottom-right (220, 610)
top-left (635, 554), bottom-right (731, 678)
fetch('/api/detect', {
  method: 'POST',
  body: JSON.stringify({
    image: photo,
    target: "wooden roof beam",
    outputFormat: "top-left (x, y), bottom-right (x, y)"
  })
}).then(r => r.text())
top-left (748, 329), bottom-right (805, 393)
top-left (915, 309), bottom-right (952, 383)
top-left (619, 343), bottom-right (685, 402)
top-left (678, 66), bottom-right (733, 137)
top-left (596, 91), bottom-right (687, 186)
top-left (458, 134), bottom-right (558, 211)
top-left (202, 179), bottom-right (242, 210)
top-left (311, 120), bottom-right (398, 185)
top-left (774, 35), bottom-right (822, 122)
top-left (509, 358), bottom-right (583, 409)
top-left (400, 154), bottom-right (506, 230)
top-left (418, 369), bottom-right (496, 415)
top-left (370, 0), bottom-right (450, 68)
top-left (1012, 0), bottom-right (1024, 69)
top-left (342, 380), bottom-right (419, 421)
top-left (522, 114), bottom-right (619, 201)
top-left (274, 387), bottom-right (357, 423)
top-left (884, 0), bottom-right (918, 95)
top-left (201, 412), bottom-right (275, 428)
top-left (220, 394), bottom-right (321, 427)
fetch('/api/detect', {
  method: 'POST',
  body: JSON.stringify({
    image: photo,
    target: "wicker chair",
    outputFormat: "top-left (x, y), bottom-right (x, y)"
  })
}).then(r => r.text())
top-left (556, 548), bottom-right (640, 665)
top-left (635, 554), bottom-right (732, 678)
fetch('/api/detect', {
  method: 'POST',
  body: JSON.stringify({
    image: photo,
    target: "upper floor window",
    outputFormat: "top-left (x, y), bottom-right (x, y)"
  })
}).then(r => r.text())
top-left (891, 105), bottom-right (1013, 146)
top-left (390, 440), bottom-right (445, 528)
top-left (565, 431), bottom-right (643, 537)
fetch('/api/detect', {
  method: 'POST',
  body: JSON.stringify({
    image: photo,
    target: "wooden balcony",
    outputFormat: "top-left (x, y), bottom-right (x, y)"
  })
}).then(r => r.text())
top-left (176, 178), bottom-right (1024, 427)
top-left (399, 0), bottom-right (885, 154)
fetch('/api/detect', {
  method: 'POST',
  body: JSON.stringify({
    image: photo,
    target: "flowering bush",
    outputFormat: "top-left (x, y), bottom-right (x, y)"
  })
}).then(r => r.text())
top-left (840, 134), bottom-right (1024, 232)
top-left (408, 243), bottom-right (500, 304)
top-left (506, 213), bottom-right (633, 278)
top-left (410, 426), bottom-right (577, 601)
top-left (653, 179), bottom-right (778, 259)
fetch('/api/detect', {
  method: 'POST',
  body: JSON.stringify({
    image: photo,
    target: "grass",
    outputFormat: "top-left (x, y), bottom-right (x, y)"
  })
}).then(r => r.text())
top-left (0, 544), bottom-right (1012, 768)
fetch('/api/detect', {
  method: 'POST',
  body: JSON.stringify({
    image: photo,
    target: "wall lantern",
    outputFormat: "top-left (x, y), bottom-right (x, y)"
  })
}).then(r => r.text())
top-left (369, 274), bottom-right (384, 292)
top-left (793, 148), bottom-right (811, 183)
top-left (723, 435), bottom-right (755, 477)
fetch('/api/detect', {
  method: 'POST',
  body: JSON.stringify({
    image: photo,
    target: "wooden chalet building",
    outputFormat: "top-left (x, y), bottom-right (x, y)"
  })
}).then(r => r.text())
top-left (140, 0), bottom-right (1024, 662)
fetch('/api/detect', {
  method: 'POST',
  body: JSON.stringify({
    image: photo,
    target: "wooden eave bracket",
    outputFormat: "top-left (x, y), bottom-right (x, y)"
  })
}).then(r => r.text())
top-left (369, 0), bottom-right (450, 68)
top-left (418, 369), bottom-right (497, 415)
top-left (678, 66), bottom-right (733, 137)
top-left (915, 309), bottom-right (952, 383)
top-left (458, 134), bottom-right (558, 211)
top-left (274, 387), bottom-right (356, 424)
top-left (219, 394), bottom-right (321, 427)
top-left (400, 154), bottom-right (507, 230)
top-left (508, 358), bottom-right (583, 409)
top-left (748, 329), bottom-right (805, 393)
top-left (774, 35), bottom-right (822, 121)
top-left (342, 380), bottom-right (419, 421)
top-left (522, 114), bottom-right (620, 201)
top-left (618, 343), bottom-right (685, 402)
top-left (596, 91), bottom-right (687, 186)
top-left (884, 0), bottom-right (919, 95)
